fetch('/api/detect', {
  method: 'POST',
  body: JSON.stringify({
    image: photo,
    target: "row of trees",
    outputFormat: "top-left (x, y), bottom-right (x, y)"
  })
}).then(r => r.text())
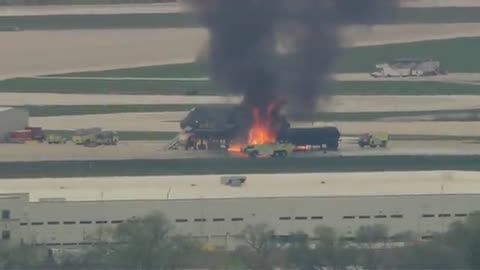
top-left (1, 211), bottom-right (480, 270)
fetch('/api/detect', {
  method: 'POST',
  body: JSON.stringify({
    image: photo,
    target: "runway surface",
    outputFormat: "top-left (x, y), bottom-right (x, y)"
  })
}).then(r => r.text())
top-left (1, 0), bottom-right (478, 17)
top-left (0, 139), bottom-right (478, 162)
top-left (2, 23), bottom-right (480, 79)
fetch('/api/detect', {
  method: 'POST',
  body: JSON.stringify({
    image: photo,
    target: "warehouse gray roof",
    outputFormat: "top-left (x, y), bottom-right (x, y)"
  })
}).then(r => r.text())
top-left (0, 171), bottom-right (479, 202)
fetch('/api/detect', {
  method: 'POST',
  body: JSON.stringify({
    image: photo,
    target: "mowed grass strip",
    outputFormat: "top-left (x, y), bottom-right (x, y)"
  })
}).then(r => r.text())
top-left (1, 78), bottom-right (478, 96)
top-left (393, 7), bottom-right (480, 24)
top-left (0, 13), bottom-right (199, 30)
top-left (337, 37), bottom-right (480, 73)
top-left (2, 8), bottom-right (480, 30)
top-left (0, 155), bottom-right (479, 178)
top-left (48, 37), bottom-right (480, 76)
top-left (20, 104), bottom-right (195, 117)
top-left (0, 78), bottom-right (220, 95)
top-left (44, 130), bottom-right (177, 141)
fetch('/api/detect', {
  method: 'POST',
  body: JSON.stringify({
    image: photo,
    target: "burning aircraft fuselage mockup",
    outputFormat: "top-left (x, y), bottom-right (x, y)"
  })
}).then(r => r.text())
top-left (179, 104), bottom-right (340, 151)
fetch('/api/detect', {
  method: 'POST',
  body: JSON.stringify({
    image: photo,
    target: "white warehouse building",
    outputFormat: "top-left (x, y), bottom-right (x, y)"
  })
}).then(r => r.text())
top-left (0, 107), bottom-right (29, 142)
top-left (0, 171), bottom-right (479, 249)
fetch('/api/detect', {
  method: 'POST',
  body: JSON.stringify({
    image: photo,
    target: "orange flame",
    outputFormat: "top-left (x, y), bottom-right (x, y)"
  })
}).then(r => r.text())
top-left (228, 104), bottom-right (277, 153)
top-left (247, 107), bottom-right (276, 145)
top-left (228, 145), bottom-right (242, 152)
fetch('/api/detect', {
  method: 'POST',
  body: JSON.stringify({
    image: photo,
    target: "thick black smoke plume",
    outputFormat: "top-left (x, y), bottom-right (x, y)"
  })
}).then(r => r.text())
top-left (192, 0), bottom-right (398, 119)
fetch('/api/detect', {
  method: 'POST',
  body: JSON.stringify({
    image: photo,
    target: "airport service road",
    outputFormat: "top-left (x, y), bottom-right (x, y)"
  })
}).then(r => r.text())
top-left (0, 140), bottom-right (478, 162)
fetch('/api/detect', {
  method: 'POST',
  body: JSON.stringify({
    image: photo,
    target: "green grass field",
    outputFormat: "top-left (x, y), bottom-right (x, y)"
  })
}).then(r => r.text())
top-left (52, 37), bottom-right (480, 76)
top-left (393, 7), bottom-right (480, 24)
top-left (0, 78), bottom-right (219, 95)
top-left (1, 8), bottom-right (480, 30)
top-left (2, 78), bottom-right (478, 96)
top-left (0, 155), bottom-right (478, 178)
top-left (0, 13), bottom-right (198, 30)
top-left (337, 37), bottom-right (480, 73)
top-left (21, 104), bottom-right (195, 116)
top-left (45, 130), bottom-right (177, 141)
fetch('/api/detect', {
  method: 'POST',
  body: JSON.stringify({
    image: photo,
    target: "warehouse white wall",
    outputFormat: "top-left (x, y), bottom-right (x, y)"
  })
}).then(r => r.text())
top-left (0, 193), bottom-right (478, 248)
top-left (0, 108), bottom-right (29, 142)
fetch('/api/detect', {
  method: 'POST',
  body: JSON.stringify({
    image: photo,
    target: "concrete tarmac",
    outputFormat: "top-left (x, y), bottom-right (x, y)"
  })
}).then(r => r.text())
top-left (0, 140), bottom-right (478, 162)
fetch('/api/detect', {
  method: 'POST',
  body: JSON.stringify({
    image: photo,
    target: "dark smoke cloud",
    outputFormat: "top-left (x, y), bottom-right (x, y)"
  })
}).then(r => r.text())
top-left (192, 0), bottom-right (398, 119)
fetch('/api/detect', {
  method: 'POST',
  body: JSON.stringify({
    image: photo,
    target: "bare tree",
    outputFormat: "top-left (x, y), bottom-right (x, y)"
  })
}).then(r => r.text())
top-left (354, 224), bottom-right (389, 270)
top-left (0, 243), bottom-right (47, 269)
top-left (108, 211), bottom-right (197, 270)
top-left (235, 224), bottom-right (278, 270)
top-left (443, 211), bottom-right (480, 269)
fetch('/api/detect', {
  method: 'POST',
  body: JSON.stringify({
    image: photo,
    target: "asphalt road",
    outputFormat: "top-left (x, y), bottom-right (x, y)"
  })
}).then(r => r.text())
top-left (0, 139), bottom-right (478, 162)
